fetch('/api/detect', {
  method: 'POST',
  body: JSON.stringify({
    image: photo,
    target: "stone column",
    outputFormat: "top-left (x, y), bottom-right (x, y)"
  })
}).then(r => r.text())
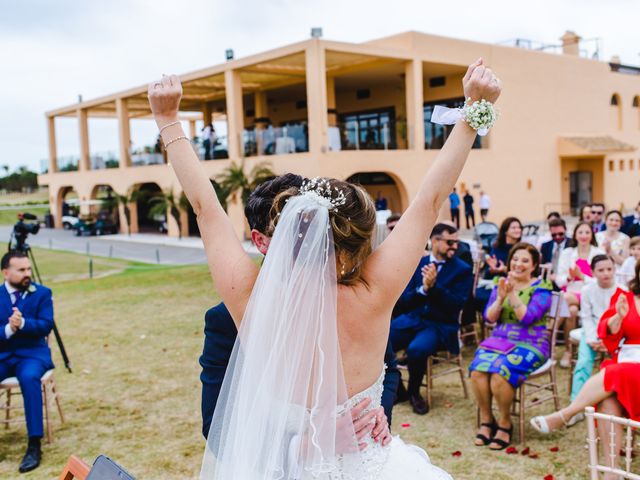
top-left (224, 70), bottom-right (244, 159)
top-left (305, 40), bottom-right (328, 154)
top-left (116, 98), bottom-right (131, 168)
top-left (405, 59), bottom-right (425, 150)
top-left (77, 108), bottom-right (90, 171)
top-left (327, 75), bottom-right (337, 127)
top-left (47, 116), bottom-right (58, 173)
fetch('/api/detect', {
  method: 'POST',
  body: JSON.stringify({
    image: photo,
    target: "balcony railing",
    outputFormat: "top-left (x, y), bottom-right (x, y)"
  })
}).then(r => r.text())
top-left (57, 155), bottom-right (79, 172)
top-left (243, 124), bottom-right (308, 157)
top-left (333, 121), bottom-right (406, 151)
top-left (91, 151), bottom-right (120, 170)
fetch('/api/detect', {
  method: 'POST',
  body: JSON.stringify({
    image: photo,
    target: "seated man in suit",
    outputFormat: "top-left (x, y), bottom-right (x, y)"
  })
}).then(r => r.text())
top-left (200, 174), bottom-right (400, 443)
top-left (0, 250), bottom-right (54, 473)
top-left (540, 217), bottom-right (569, 285)
top-left (623, 200), bottom-right (640, 237)
top-left (391, 223), bottom-right (473, 415)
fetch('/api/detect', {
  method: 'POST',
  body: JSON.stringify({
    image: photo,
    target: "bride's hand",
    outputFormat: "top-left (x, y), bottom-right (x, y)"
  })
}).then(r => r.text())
top-left (463, 58), bottom-right (502, 104)
top-left (371, 407), bottom-right (392, 446)
top-left (147, 74), bottom-right (182, 128)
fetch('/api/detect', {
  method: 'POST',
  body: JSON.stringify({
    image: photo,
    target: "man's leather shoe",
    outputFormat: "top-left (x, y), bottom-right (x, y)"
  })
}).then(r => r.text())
top-left (19, 445), bottom-right (41, 473)
top-left (394, 381), bottom-right (409, 404)
top-left (409, 393), bottom-right (429, 415)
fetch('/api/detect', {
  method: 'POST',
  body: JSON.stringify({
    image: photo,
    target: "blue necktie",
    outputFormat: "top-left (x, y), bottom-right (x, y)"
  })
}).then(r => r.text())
top-left (12, 290), bottom-right (22, 306)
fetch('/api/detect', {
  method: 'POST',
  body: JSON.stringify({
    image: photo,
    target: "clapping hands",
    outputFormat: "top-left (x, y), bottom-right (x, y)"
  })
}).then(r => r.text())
top-left (496, 277), bottom-right (514, 300)
top-left (421, 264), bottom-right (437, 291)
top-left (608, 294), bottom-right (628, 335)
top-left (8, 307), bottom-right (22, 333)
top-left (486, 255), bottom-right (506, 274)
top-left (568, 264), bottom-right (584, 281)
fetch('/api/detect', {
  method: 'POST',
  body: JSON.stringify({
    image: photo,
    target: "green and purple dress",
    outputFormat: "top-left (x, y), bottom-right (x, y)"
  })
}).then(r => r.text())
top-left (469, 279), bottom-right (553, 388)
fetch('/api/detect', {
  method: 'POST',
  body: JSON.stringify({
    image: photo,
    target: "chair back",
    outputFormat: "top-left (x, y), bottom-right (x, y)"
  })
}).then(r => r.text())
top-left (585, 406), bottom-right (640, 480)
top-left (545, 291), bottom-right (567, 358)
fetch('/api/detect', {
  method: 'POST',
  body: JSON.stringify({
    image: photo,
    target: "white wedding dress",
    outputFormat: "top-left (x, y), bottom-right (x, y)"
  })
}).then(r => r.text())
top-left (304, 367), bottom-right (452, 480)
top-left (201, 188), bottom-right (453, 480)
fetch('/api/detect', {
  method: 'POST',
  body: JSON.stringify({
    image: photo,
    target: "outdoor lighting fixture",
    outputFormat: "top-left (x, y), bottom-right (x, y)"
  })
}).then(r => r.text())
top-left (225, 49), bottom-right (234, 61)
top-left (311, 27), bottom-right (323, 38)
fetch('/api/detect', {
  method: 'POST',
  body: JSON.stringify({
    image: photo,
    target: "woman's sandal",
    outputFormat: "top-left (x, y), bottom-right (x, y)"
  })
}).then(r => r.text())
top-left (530, 411), bottom-right (569, 434)
top-left (475, 420), bottom-right (497, 446)
top-left (488, 425), bottom-right (513, 451)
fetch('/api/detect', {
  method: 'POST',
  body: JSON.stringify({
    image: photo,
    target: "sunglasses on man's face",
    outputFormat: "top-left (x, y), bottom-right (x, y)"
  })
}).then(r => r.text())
top-left (434, 237), bottom-right (459, 247)
top-left (551, 232), bottom-right (565, 239)
top-left (592, 211), bottom-right (604, 215)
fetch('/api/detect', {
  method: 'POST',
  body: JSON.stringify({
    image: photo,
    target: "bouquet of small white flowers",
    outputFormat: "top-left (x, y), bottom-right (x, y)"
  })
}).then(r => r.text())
top-left (462, 98), bottom-right (498, 136)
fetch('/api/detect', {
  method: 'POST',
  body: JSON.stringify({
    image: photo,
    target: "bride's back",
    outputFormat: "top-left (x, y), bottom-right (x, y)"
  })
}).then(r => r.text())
top-left (269, 178), bottom-right (398, 397)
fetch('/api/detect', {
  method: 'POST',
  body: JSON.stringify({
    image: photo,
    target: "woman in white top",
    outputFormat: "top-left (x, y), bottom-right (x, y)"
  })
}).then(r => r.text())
top-left (619, 236), bottom-right (640, 285)
top-left (556, 221), bottom-right (605, 367)
top-left (595, 210), bottom-right (630, 266)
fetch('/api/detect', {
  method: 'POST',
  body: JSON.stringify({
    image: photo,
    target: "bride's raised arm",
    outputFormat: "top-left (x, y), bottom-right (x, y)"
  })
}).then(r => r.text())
top-left (148, 75), bottom-right (258, 324)
top-left (363, 59), bottom-right (501, 307)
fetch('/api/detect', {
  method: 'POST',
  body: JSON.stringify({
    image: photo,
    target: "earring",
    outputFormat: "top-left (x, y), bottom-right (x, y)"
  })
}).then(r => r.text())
top-left (340, 263), bottom-right (346, 276)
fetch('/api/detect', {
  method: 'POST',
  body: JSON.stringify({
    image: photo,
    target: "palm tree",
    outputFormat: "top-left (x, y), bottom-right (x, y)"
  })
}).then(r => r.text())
top-left (215, 160), bottom-right (275, 209)
top-left (113, 190), bottom-right (146, 236)
top-left (148, 190), bottom-right (190, 239)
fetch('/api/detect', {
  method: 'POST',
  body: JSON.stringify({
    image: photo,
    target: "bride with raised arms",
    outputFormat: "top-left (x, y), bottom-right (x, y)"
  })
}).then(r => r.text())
top-left (147, 58), bottom-right (501, 479)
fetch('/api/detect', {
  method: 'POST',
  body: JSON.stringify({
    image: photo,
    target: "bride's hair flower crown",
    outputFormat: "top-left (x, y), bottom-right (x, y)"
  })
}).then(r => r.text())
top-left (299, 177), bottom-right (347, 212)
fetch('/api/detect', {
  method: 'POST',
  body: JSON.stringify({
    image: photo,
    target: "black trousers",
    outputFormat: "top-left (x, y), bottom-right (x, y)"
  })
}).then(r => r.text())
top-left (450, 208), bottom-right (460, 229)
top-left (465, 210), bottom-right (476, 229)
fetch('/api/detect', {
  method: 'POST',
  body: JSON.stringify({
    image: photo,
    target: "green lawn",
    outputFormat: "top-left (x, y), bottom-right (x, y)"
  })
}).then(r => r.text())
top-left (0, 249), bottom-right (614, 479)
top-left (0, 207), bottom-right (50, 225)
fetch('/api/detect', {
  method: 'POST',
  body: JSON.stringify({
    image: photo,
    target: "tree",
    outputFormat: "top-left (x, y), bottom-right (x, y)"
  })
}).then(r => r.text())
top-left (148, 190), bottom-right (190, 239)
top-left (215, 161), bottom-right (275, 209)
top-left (113, 190), bottom-right (146, 236)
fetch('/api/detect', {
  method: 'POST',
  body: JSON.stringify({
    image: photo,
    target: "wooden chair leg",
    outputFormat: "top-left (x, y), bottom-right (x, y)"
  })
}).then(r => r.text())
top-left (425, 357), bottom-right (433, 408)
top-left (457, 356), bottom-right (469, 399)
top-left (551, 368), bottom-right (560, 411)
top-left (5, 389), bottom-right (11, 429)
top-left (43, 383), bottom-right (52, 444)
top-left (567, 341), bottom-right (575, 394)
top-left (519, 385), bottom-right (525, 445)
top-left (53, 383), bottom-right (65, 423)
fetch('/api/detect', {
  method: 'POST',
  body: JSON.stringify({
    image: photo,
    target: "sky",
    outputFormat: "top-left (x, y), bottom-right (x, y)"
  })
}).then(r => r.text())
top-left (2, 0), bottom-right (639, 173)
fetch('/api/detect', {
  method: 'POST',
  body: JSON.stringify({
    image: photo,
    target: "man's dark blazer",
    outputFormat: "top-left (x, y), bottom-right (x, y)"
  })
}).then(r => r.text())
top-left (0, 283), bottom-right (54, 368)
top-left (392, 255), bottom-right (473, 352)
top-left (200, 303), bottom-right (401, 439)
top-left (623, 214), bottom-right (640, 237)
top-left (540, 238), bottom-right (569, 265)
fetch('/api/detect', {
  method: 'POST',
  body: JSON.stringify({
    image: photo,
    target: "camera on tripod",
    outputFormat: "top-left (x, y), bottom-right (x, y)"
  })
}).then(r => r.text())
top-left (11, 212), bottom-right (40, 252)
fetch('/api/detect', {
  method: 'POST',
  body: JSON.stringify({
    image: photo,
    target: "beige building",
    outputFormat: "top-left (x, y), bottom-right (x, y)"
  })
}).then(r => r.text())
top-left (39, 30), bottom-right (640, 238)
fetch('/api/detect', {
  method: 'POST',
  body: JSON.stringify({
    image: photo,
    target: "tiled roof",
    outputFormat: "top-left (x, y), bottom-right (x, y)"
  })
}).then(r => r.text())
top-left (561, 136), bottom-right (636, 152)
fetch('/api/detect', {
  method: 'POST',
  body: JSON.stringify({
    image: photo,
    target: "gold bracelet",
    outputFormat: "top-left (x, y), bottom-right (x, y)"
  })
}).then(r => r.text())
top-left (163, 136), bottom-right (189, 148)
top-left (159, 120), bottom-right (181, 135)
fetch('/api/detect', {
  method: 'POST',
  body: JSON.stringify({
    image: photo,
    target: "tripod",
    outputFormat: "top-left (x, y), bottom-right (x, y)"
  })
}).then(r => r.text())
top-left (8, 236), bottom-right (72, 373)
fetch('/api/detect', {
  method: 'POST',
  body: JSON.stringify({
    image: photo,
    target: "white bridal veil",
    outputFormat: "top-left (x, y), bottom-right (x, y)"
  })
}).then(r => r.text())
top-left (202, 192), bottom-right (364, 479)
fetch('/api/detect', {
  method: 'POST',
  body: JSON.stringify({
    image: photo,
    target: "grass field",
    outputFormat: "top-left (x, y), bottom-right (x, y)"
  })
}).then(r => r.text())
top-left (0, 249), bottom-right (610, 479)
top-left (0, 207), bottom-right (50, 226)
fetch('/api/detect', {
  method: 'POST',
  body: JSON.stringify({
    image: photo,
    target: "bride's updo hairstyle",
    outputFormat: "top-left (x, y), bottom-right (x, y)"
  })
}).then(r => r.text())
top-left (269, 177), bottom-right (377, 286)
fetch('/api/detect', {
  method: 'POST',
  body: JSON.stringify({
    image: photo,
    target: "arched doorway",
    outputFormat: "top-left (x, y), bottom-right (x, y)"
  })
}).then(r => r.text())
top-left (56, 186), bottom-right (79, 229)
top-left (90, 184), bottom-right (119, 233)
top-left (134, 183), bottom-right (166, 234)
top-left (346, 172), bottom-right (406, 213)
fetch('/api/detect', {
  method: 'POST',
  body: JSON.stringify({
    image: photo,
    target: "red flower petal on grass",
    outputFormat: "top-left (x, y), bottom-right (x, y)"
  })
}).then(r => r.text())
top-left (444, 402), bottom-right (454, 409)
top-left (544, 475), bottom-right (554, 480)
top-left (521, 447), bottom-right (530, 455)
top-left (528, 453), bottom-right (539, 459)
top-left (505, 446), bottom-right (518, 454)
top-left (401, 423), bottom-right (411, 428)
top-left (451, 451), bottom-right (462, 457)
top-left (549, 446), bottom-right (559, 452)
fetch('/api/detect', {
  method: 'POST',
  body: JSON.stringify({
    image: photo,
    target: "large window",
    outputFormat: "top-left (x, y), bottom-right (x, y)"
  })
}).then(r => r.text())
top-left (339, 107), bottom-right (397, 150)
top-left (424, 98), bottom-right (482, 149)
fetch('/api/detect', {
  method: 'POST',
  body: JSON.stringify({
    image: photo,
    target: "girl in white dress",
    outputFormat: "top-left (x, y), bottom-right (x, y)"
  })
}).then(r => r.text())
top-left (595, 210), bottom-right (630, 266)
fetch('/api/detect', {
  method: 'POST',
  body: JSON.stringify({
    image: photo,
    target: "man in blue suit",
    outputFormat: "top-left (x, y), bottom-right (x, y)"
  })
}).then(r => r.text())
top-left (200, 174), bottom-right (400, 441)
top-left (623, 201), bottom-right (640, 237)
top-left (540, 217), bottom-right (569, 285)
top-left (0, 250), bottom-right (54, 473)
top-left (390, 223), bottom-right (473, 415)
